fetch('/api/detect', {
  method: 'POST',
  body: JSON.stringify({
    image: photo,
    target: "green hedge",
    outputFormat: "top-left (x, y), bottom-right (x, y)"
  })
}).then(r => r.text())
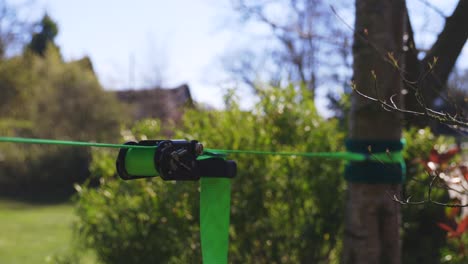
top-left (74, 87), bottom-right (452, 263)
top-left (75, 86), bottom-right (346, 263)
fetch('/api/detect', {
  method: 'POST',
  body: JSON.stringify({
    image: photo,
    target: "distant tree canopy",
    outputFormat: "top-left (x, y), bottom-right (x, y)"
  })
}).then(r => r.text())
top-left (0, 13), bottom-right (125, 198)
top-left (0, 46), bottom-right (124, 140)
top-left (27, 14), bottom-right (59, 56)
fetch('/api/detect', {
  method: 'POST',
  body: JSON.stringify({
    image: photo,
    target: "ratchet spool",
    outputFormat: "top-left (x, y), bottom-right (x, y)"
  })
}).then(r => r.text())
top-left (116, 140), bottom-right (236, 181)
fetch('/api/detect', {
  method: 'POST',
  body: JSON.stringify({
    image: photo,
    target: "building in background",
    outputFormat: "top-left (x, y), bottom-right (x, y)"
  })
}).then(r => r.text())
top-left (114, 84), bottom-right (193, 123)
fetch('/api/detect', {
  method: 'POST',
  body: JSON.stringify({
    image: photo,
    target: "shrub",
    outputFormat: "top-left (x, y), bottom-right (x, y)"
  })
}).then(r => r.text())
top-left (401, 128), bottom-right (453, 264)
top-left (0, 47), bottom-right (124, 199)
top-left (75, 86), bottom-right (346, 263)
top-left (75, 86), bottom-right (456, 263)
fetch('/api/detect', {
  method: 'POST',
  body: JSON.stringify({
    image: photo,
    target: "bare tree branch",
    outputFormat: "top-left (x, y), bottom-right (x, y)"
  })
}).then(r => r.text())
top-left (404, 0), bottom-right (468, 121)
top-left (351, 83), bottom-right (468, 128)
top-left (392, 171), bottom-right (468, 208)
top-left (416, 0), bottom-right (447, 18)
top-left (332, 1), bottom-right (468, 129)
top-left (229, 0), bottom-right (351, 95)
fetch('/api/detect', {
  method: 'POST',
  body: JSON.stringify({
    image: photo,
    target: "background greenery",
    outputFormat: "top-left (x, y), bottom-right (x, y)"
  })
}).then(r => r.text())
top-left (0, 6), bottom-right (465, 264)
top-left (75, 86), bottom-right (346, 264)
top-left (0, 21), bottom-right (124, 198)
top-left (72, 87), bottom-right (459, 263)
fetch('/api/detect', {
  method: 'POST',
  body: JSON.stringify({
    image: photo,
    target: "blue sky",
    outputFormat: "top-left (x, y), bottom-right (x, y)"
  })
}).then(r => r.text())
top-left (22, 0), bottom-right (239, 108)
top-left (8, 0), bottom-right (468, 111)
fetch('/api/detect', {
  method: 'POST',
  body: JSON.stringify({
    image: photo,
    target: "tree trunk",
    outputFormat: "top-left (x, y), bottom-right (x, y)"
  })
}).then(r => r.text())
top-left (343, 0), bottom-right (405, 263)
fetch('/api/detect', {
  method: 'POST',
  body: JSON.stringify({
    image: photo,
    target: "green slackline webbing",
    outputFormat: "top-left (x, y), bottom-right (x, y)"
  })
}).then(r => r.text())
top-left (0, 137), bottom-right (156, 149)
top-left (200, 177), bottom-right (231, 264)
top-left (204, 148), bottom-right (404, 164)
top-left (0, 136), bottom-right (405, 264)
top-left (0, 137), bottom-right (404, 163)
top-left (121, 149), bottom-right (231, 264)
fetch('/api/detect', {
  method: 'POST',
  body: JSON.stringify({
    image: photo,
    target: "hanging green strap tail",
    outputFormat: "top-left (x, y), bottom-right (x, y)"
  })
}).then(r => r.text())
top-left (200, 178), bottom-right (231, 264)
top-left (199, 152), bottom-right (232, 264)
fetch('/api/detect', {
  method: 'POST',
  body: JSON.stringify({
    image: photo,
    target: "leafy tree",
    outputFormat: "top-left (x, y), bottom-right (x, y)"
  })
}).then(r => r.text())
top-left (27, 14), bottom-right (58, 56)
top-left (0, 46), bottom-right (125, 198)
top-left (28, 46), bottom-right (124, 141)
top-left (0, 55), bottom-right (33, 117)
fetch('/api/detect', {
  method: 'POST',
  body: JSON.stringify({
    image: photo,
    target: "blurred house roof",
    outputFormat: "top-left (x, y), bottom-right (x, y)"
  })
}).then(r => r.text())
top-left (114, 84), bottom-right (193, 122)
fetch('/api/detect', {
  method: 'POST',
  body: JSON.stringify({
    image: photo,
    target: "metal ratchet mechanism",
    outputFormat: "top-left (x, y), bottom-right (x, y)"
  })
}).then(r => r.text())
top-left (116, 140), bottom-right (236, 181)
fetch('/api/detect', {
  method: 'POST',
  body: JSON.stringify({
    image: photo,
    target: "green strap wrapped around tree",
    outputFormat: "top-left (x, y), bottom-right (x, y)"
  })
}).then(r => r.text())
top-left (345, 139), bottom-right (406, 183)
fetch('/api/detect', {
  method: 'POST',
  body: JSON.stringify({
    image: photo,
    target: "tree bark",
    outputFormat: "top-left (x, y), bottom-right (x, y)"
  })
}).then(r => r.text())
top-left (344, 0), bottom-right (405, 263)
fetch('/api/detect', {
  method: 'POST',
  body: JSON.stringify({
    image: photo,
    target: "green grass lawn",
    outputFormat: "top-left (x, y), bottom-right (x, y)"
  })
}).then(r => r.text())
top-left (0, 199), bottom-right (97, 264)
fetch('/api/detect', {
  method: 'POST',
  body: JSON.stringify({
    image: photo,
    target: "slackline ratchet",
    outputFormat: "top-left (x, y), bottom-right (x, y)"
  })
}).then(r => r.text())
top-left (0, 136), bottom-right (406, 264)
top-left (115, 139), bottom-right (235, 264)
top-left (0, 137), bottom-right (235, 264)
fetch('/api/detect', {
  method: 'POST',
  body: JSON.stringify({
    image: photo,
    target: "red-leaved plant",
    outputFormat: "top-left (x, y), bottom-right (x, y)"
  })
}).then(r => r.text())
top-left (429, 144), bottom-right (468, 259)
